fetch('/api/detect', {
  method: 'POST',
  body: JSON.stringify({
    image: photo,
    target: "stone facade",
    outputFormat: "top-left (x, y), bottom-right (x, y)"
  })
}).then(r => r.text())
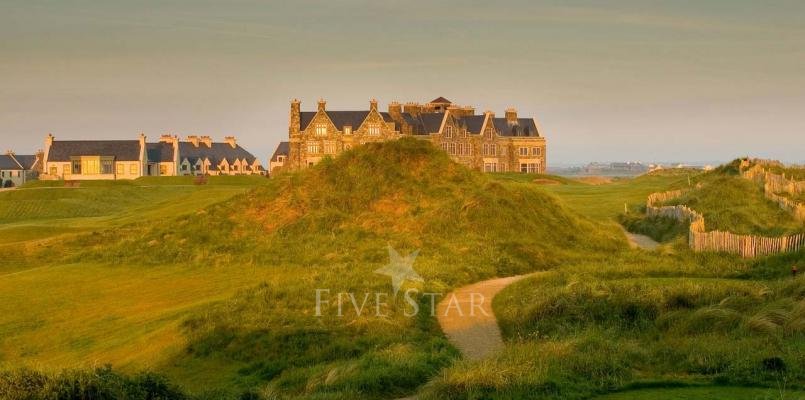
top-left (271, 97), bottom-right (546, 174)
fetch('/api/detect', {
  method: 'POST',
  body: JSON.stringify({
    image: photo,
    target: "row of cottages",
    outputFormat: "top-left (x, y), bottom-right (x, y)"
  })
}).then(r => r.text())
top-left (269, 97), bottom-right (547, 174)
top-left (0, 151), bottom-right (41, 187)
top-left (41, 134), bottom-right (262, 180)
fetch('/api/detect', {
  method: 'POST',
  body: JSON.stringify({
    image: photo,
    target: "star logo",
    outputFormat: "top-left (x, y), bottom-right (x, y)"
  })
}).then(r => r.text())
top-left (375, 245), bottom-right (423, 296)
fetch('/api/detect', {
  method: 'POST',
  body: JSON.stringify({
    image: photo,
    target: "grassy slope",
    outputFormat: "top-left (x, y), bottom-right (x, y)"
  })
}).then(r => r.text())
top-left (0, 177), bottom-right (263, 275)
top-left (0, 139), bottom-right (623, 399)
top-left (420, 164), bottom-right (805, 400)
top-left (669, 171), bottom-right (804, 236)
top-left (538, 170), bottom-right (693, 222)
top-left (593, 386), bottom-right (805, 400)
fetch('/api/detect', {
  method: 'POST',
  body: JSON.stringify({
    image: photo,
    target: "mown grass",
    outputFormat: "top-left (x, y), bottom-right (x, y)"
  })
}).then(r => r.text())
top-left (538, 170), bottom-right (694, 222)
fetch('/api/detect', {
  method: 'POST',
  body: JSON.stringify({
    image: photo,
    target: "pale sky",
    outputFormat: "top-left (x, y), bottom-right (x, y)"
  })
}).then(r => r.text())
top-left (1, 0), bottom-right (804, 165)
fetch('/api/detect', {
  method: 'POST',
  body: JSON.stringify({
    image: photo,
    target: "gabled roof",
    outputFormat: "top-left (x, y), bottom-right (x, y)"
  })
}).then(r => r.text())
top-left (401, 112), bottom-right (444, 135)
top-left (458, 115), bottom-right (486, 134)
top-left (47, 140), bottom-right (141, 162)
top-left (0, 154), bottom-right (23, 170)
top-left (300, 110), bottom-right (396, 132)
top-left (178, 142), bottom-right (258, 166)
top-left (146, 142), bottom-right (174, 162)
top-left (12, 155), bottom-right (38, 169)
top-left (270, 142), bottom-right (290, 162)
top-left (429, 97), bottom-right (451, 104)
top-left (492, 118), bottom-right (540, 137)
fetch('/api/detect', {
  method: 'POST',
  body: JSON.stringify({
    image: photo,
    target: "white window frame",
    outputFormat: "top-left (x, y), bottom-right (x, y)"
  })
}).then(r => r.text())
top-left (315, 123), bottom-right (327, 136)
top-left (368, 124), bottom-right (380, 136)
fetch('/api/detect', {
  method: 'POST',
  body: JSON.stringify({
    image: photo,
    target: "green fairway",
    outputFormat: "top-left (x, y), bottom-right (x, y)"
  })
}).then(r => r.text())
top-left (539, 170), bottom-right (693, 222)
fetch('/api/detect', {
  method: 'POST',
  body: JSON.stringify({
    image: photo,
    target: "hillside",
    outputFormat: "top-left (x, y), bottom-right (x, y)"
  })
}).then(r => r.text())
top-left (666, 163), bottom-right (804, 236)
top-left (0, 138), bottom-right (623, 399)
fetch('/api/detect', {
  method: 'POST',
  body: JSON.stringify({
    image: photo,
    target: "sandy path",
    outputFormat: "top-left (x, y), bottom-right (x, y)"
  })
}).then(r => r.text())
top-left (436, 274), bottom-right (536, 361)
top-left (623, 230), bottom-right (660, 250)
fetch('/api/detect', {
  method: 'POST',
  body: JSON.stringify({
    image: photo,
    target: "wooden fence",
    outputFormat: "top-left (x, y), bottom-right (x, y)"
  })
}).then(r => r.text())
top-left (645, 188), bottom-right (805, 258)
top-left (740, 160), bottom-right (805, 222)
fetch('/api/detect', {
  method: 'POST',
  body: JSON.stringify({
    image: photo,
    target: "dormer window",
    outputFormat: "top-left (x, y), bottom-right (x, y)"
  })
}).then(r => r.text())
top-left (344, 126), bottom-right (352, 135)
top-left (445, 126), bottom-right (453, 138)
top-left (485, 127), bottom-right (493, 139)
top-left (315, 123), bottom-right (327, 136)
top-left (277, 156), bottom-right (286, 162)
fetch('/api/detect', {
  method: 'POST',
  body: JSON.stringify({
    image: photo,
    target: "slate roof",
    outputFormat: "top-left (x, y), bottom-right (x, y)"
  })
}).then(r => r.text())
top-left (458, 115), bottom-right (486, 135)
top-left (492, 118), bottom-right (540, 137)
top-left (12, 155), bottom-right (38, 169)
top-left (47, 140), bottom-right (141, 162)
top-left (146, 142), bottom-right (174, 162)
top-left (0, 154), bottom-right (22, 170)
top-left (400, 113), bottom-right (444, 135)
top-left (178, 142), bottom-right (258, 166)
top-left (270, 142), bottom-right (290, 162)
top-left (300, 110), bottom-right (396, 132)
top-left (429, 97), bottom-right (451, 104)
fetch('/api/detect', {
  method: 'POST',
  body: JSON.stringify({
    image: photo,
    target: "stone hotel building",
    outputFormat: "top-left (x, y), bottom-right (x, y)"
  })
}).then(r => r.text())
top-left (269, 97), bottom-right (547, 175)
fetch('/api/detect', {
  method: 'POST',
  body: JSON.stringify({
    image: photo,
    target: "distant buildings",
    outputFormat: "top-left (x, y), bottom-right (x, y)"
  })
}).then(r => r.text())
top-left (269, 97), bottom-right (547, 175)
top-left (41, 134), bottom-right (262, 180)
top-left (0, 151), bottom-right (41, 187)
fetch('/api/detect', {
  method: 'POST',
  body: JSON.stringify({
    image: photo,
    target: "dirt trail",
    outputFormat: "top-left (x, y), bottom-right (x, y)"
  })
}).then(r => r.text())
top-left (436, 273), bottom-right (537, 361)
top-left (623, 229), bottom-right (660, 250)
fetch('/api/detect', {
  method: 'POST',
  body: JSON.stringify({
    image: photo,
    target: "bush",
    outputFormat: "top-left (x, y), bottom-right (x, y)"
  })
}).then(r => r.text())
top-left (0, 365), bottom-right (187, 400)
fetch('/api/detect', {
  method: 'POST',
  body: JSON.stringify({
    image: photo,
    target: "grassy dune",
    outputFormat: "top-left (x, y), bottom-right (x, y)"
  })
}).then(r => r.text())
top-left (0, 139), bottom-right (622, 398)
top-left (669, 172), bottom-right (804, 236)
top-left (2, 146), bottom-right (802, 399)
top-left (420, 164), bottom-right (805, 400)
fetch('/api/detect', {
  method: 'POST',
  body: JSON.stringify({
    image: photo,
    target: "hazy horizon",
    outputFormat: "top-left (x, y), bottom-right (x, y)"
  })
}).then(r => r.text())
top-left (2, 0), bottom-right (804, 165)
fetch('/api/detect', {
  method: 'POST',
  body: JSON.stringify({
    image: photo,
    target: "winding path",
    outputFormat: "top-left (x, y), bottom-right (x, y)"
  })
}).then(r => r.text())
top-left (622, 228), bottom-right (660, 250)
top-left (436, 273), bottom-right (537, 361)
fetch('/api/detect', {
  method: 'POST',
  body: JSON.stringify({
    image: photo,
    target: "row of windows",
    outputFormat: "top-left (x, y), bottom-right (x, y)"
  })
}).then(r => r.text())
top-left (484, 163), bottom-right (507, 173)
top-left (314, 123), bottom-right (380, 136)
top-left (0, 170), bottom-right (23, 177)
top-left (443, 126), bottom-right (472, 139)
top-left (520, 163), bottom-right (541, 173)
top-left (441, 142), bottom-right (473, 156)
top-left (518, 147), bottom-right (542, 156)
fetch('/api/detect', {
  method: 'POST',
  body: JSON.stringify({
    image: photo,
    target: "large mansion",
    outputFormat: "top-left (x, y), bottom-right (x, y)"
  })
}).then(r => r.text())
top-left (269, 97), bottom-right (547, 174)
top-left (42, 134), bottom-right (262, 180)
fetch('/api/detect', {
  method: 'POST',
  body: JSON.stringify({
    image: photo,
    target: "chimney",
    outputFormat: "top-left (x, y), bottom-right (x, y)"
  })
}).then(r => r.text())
top-left (4, 150), bottom-right (13, 156)
top-left (187, 135), bottom-right (199, 147)
top-left (388, 101), bottom-right (402, 119)
top-left (505, 108), bottom-right (517, 123)
top-left (317, 98), bottom-right (326, 112)
top-left (290, 99), bottom-right (301, 135)
top-left (200, 136), bottom-right (212, 148)
top-left (43, 134), bottom-right (54, 169)
top-left (159, 134), bottom-right (175, 143)
top-left (224, 136), bottom-right (237, 148)
top-left (403, 102), bottom-right (422, 116)
top-left (138, 132), bottom-right (146, 148)
top-left (369, 98), bottom-right (378, 112)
